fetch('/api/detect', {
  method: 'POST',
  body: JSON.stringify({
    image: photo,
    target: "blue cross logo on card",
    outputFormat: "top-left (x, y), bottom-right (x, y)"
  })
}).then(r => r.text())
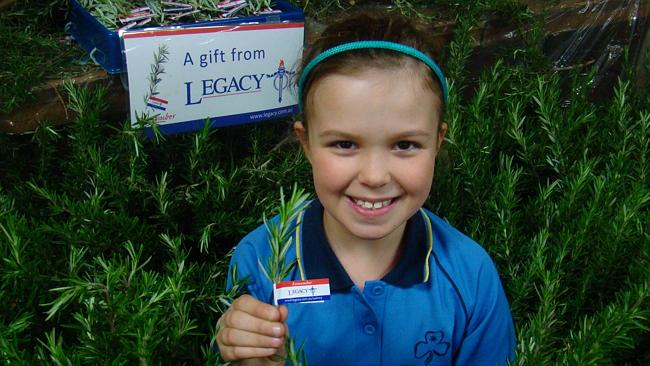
top-left (266, 59), bottom-right (296, 103)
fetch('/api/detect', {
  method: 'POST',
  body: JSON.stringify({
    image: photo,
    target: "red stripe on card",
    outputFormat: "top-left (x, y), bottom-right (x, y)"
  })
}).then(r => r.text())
top-left (275, 278), bottom-right (329, 289)
top-left (123, 22), bottom-right (304, 39)
top-left (149, 96), bottom-right (168, 104)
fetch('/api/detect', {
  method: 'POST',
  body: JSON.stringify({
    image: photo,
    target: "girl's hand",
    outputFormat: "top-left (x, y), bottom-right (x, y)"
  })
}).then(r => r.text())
top-left (217, 294), bottom-right (289, 365)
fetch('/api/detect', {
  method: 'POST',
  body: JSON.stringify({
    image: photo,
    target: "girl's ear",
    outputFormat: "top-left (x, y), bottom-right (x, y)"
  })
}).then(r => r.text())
top-left (437, 122), bottom-right (448, 151)
top-left (293, 121), bottom-right (312, 161)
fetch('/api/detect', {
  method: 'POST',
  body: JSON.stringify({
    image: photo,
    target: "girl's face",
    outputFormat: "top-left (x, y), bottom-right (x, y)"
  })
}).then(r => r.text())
top-left (295, 68), bottom-right (447, 245)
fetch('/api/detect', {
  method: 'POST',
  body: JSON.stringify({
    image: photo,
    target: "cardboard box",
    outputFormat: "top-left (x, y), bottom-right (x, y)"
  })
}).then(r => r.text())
top-left (68, 0), bottom-right (304, 74)
top-left (68, 0), bottom-right (305, 135)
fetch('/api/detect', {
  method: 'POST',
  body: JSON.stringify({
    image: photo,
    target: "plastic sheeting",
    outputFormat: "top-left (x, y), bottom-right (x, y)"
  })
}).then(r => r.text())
top-left (539, 0), bottom-right (649, 96)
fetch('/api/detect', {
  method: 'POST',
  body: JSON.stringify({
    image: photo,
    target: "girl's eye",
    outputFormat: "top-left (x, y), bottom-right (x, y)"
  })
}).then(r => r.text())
top-left (395, 141), bottom-right (419, 151)
top-left (334, 141), bottom-right (355, 149)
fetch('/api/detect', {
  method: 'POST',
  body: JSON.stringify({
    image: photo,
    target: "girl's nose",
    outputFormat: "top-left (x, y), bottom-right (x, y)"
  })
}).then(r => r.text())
top-left (357, 151), bottom-right (391, 187)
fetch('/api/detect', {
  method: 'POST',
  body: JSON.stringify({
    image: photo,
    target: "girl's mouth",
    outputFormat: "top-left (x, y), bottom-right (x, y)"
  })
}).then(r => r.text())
top-left (348, 196), bottom-right (397, 210)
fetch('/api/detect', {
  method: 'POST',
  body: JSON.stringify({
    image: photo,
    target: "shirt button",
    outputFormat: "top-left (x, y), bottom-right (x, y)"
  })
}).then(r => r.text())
top-left (372, 285), bottom-right (384, 296)
top-left (363, 324), bottom-right (376, 335)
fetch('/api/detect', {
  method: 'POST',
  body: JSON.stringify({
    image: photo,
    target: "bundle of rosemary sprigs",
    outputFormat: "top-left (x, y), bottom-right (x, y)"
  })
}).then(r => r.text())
top-left (79, 0), bottom-right (279, 31)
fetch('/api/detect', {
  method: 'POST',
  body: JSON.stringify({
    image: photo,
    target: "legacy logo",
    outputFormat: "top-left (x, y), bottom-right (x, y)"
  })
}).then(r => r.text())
top-left (184, 74), bottom-right (266, 105)
top-left (267, 59), bottom-right (296, 103)
top-left (184, 59), bottom-right (296, 106)
top-left (287, 286), bottom-right (318, 297)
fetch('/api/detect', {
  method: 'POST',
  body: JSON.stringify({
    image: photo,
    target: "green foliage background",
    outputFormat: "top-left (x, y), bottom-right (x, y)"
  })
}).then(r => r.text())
top-left (1, 0), bottom-right (649, 364)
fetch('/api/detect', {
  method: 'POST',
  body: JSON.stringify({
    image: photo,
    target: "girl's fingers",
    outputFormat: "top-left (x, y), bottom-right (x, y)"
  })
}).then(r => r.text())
top-left (233, 294), bottom-right (282, 321)
top-left (219, 327), bottom-right (284, 348)
top-left (215, 295), bottom-right (291, 363)
top-left (219, 345), bottom-right (279, 362)
top-left (224, 307), bottom-right (286, 338)
top-left (278, 305), bottom-right (289, 323)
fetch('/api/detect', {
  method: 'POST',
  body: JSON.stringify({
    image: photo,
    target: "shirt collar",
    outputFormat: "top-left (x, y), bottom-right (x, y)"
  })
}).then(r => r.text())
top-left (299, 200), bottom-right (431, 291)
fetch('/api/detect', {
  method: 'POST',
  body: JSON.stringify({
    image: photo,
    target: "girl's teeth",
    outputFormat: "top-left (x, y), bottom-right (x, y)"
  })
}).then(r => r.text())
top-left (354, 199), bottom-right (392, 209)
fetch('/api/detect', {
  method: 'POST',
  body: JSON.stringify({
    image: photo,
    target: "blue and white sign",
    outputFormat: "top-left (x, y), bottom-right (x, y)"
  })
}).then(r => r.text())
top-left (122, 22), bottom-right (304, 134)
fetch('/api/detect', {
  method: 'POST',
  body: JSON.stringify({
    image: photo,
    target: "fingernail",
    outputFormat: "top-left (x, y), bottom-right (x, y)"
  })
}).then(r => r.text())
top-left (271, 337), bottom-right (283, 347)
top-left (272, 325), bottom-right (282, 336)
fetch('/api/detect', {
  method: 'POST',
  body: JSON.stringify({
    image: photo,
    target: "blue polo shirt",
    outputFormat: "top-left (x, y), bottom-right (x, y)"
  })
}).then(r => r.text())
top-left (226, 200), bottom-right (516, 365)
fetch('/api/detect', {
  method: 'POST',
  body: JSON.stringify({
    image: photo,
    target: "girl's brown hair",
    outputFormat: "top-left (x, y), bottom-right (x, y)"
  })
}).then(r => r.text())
top-left (299, 10), bottom-right (446, 127)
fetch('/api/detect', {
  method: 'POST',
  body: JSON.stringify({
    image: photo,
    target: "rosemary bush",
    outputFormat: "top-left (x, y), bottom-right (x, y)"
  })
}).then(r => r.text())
top-left (1, 0), bottom-right (649, 364)
top-left (0, 92), bottom-right (311, 363)
top-left (0, 2), bottom-right (85, 114)
top-left (429, 18), bottom-right (650, 364)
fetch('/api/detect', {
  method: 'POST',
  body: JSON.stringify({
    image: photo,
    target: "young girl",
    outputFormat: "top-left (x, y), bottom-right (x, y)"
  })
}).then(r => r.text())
top-left (216, 10), bottom-right (515, 366)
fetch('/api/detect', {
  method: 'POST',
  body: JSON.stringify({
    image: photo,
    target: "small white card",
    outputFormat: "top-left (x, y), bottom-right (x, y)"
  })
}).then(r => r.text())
top-left (273, 278), bottom-right (330, 305)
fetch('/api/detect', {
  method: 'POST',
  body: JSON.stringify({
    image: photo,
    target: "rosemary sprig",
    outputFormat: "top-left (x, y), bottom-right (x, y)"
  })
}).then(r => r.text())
top-left (258, 184), bottom-right (310, 366)
top-left (258, 184), bottom-right (309, 285)
top-left (146, 44), bottom-right (170, 102)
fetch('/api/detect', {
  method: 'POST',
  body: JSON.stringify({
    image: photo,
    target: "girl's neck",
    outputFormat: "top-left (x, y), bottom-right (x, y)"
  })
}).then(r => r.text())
top-left (323, 213), bottom-right (406, 291)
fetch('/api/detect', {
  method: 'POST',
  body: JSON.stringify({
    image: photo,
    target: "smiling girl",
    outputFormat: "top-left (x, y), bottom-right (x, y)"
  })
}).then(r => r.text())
top-left (216, 10), bottom-right (515, 366)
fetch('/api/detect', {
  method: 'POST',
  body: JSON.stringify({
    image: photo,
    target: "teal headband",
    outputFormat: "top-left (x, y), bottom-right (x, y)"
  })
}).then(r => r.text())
top-left (297, 40), bottom-right (449, 111)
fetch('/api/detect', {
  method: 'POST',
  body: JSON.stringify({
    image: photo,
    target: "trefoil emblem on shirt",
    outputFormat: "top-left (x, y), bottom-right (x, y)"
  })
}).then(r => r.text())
top-left (414, 330), bottom-right (450, 365)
